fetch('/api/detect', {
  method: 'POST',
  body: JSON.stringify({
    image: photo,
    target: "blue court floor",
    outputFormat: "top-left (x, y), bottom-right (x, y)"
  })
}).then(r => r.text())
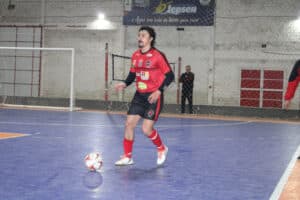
top-left (0, 108), bottom-right (299, 200)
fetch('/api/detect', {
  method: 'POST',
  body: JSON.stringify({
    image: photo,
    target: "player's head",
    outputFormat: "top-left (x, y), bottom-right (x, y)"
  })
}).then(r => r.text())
top-left (185, 65), bottom-right (191, 72)
top-left (138, 26), bottom-right (156, 49)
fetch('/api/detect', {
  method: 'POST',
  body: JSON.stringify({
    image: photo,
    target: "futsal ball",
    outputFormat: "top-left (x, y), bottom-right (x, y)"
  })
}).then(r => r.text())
top-left (84, 152), bottom-right (103, 171)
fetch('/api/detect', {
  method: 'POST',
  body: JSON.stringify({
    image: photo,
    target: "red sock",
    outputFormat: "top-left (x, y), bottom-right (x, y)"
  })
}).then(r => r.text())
top-left (148, 129), bottom-right (165, 151)
top-left (123, 138), bottom-right (133, 158)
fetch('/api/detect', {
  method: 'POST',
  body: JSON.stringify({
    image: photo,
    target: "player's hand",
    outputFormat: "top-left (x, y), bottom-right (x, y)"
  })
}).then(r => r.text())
top-left (284, 100), bottom-right (291, 109)
top-left (115, 82), bottom-right (126, 92)
top-left (148, 90), bottom-right (161, 104)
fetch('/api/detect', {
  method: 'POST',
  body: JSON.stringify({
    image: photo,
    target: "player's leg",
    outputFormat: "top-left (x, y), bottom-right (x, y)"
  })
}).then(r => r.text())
top-left (115, 92), bottom-right (144, 166)
top-left (187, 92), bottom-right (193, 114)
top-left (123, 115), bottom-right (140, 157)
top-left (142, 94), bottom-right (168, 165)
top-left (142, 119), bottom-right (164, 150)
top-left (181, 93), bottom-right (186, 113)
top-left (115, 114), bottom-right (140, 166)
top-left (142, 119), bottom-right (168, 165)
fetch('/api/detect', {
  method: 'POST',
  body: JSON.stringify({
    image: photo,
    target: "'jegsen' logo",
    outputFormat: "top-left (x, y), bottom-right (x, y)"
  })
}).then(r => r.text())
top-left (154, 0), bottom-right (197, 15)
top-left (166, 4), bottom-right (197, 15)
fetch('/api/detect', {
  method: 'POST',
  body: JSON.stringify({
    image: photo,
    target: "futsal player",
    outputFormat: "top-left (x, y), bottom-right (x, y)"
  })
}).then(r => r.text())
top-left (284, 60), bottom-right (300, 159)
top-left (114, 26), bottom-right (174, 166)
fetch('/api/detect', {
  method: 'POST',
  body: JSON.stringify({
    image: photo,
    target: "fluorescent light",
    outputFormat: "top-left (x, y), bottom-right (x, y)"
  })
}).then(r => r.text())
top-left (98, 13), bottom-right (105, 20)
top-left (87, 12), bottom-right (116, 30)
top-left (289, 18), bottom-right (300, 33)
top-left (89, 19), bottom-right (115, 30)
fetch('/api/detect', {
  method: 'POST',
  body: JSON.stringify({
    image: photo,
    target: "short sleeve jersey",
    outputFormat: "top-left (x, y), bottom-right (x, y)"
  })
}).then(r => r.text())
top-left (130, 48), bottom-right (171, 93)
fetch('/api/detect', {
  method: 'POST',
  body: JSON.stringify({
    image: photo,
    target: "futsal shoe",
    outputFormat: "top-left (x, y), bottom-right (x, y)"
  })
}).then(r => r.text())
top-left (157, 145), bottom-right (168, 166)
top-left (115, 155), bottom-right (134, 166)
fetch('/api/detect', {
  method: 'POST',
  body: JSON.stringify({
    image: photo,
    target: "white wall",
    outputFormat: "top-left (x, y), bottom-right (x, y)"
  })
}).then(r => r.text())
top-left (214, 0), bottom-right (300, 107)
top-left (0, 0), bottom-right (125, 100)
top-left (0, 0), bottom-right (122, 24)
top-left (1, 0), bottom-right (300, 108)
top-left (43, 29), bottom-right (122, 99)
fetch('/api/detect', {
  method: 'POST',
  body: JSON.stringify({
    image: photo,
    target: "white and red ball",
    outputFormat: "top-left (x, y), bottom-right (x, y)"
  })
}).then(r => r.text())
top-left (84, 152), bottom-right (103, 171)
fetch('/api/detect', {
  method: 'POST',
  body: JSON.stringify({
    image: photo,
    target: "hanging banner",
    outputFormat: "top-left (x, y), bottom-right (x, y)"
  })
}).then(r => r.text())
top-left (123, 0), bottom-right (215, 26)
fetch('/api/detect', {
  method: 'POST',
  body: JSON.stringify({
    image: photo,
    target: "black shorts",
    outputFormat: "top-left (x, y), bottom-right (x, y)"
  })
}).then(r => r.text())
top-left (128, 91), bottom-right (164, 121)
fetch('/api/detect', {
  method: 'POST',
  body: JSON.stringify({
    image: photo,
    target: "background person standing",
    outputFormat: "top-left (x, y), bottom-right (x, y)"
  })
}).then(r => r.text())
top-left (179, 65), bottom-right (194, 114)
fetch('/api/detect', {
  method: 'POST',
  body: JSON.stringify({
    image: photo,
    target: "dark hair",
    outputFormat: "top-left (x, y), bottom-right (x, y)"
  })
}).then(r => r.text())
top-left (139, 26), bottom-right (156, 47)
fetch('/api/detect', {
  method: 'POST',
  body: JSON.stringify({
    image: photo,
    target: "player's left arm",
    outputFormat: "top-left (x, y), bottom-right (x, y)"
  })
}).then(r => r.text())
top-left (158, 71), bottom-right (175, 92)
top-left (157, 52), bottom-right (174, 93)
top-left (148, 52), bottom-right (174, 103)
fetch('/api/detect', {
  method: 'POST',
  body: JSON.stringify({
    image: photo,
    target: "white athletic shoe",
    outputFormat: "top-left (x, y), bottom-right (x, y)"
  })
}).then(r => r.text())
top-left (115, 155), bottom-right (134, 166)
top-left (157, 146), bottom-right (168, 166)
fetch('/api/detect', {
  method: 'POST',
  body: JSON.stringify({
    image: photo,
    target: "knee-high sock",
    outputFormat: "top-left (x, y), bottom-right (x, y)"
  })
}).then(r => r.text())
top-left (123, 138), bottom-right (133, 158)
top-left (148, 129), bottom-right (165, 151)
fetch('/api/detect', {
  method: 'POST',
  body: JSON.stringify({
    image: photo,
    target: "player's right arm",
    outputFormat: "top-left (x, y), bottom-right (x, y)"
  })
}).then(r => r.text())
top-left (284, 60), bottom-right (300, 108)
top-left (115, 62), bottom-right (136, 91)
top-left (124, 71), bottom-right (136, 86)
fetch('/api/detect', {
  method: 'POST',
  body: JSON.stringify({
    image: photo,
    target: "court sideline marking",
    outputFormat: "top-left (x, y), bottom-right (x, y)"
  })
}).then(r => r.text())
top-left (269, 145), bottom-right (300, 200)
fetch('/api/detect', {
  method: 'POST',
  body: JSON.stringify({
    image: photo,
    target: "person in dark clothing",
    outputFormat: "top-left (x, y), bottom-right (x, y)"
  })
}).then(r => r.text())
top-left (179, 65), bottom-right (194, 114)
top-left (283, 60), bottom-right (300, 160)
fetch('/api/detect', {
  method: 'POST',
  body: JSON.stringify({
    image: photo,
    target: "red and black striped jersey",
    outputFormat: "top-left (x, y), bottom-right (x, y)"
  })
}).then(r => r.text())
top-left (130, 48), bottom-right (172, 93)
top-left (285, 60), bottom-right (300, 100)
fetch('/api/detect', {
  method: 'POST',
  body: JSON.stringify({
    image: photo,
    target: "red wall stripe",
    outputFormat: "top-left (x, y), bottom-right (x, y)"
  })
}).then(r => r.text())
top-left (240, 99), bottom-right (260, 107)
top-left (263, 100), bottom-right (282, 108)
top-left (241, 79), bottom-right (260, 88)
top-left (241, 70), bottom-right (260, 78)
top-left (241, 90), bottom-right (260, 99)
top-left (263, 91), bottom-right (282, 100)
top-left (263, 80), bottom-right (283, 89)
top-left (264, 70), bottom-right (283, 79)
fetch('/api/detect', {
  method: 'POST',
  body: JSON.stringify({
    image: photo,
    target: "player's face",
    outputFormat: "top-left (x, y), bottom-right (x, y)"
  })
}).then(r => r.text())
top-left (138, 30), bottom-right (152, 49)
top-left (186, 66), bottom-right (191, 72)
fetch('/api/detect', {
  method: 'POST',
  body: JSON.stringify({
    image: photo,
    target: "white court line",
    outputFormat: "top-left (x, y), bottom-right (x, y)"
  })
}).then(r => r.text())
top-left (269, 145), bottom-right (300, 200)
top-left (0, 121), bottom-right (252, 128)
